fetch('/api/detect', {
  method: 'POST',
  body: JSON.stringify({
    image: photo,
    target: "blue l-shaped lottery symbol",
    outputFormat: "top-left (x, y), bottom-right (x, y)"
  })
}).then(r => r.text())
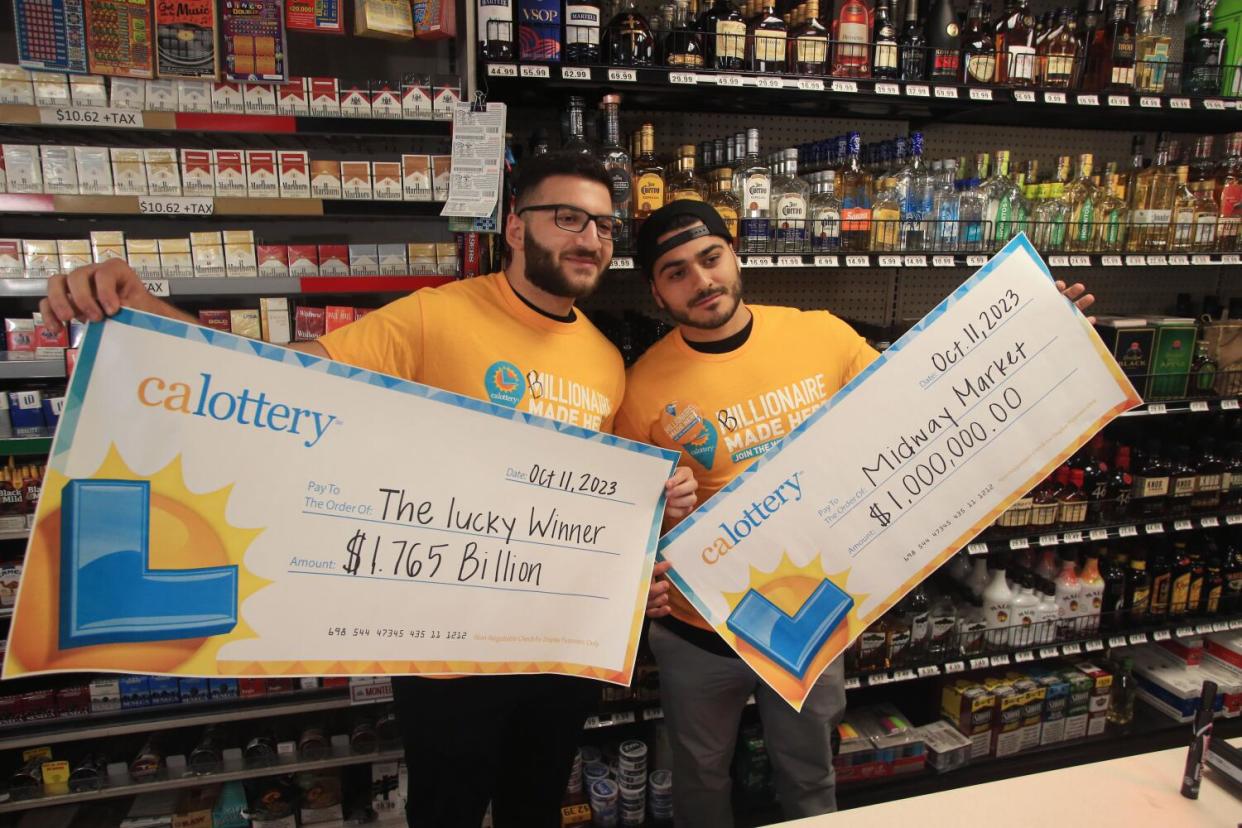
top-left (59, 480), bottom-right (239, 650)
top-left (726, 579), bottom-right (854, 679)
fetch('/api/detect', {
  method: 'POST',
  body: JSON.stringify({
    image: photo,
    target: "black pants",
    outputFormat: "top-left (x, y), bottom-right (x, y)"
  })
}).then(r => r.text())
top-left (391, 674), bottom-right (600, 828)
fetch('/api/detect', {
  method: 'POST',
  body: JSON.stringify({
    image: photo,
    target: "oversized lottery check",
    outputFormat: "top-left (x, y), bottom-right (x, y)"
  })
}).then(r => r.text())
top-left (660, 235), bottom-right (1142, 709)
top-left (4, 309), bottom-right (678, 682)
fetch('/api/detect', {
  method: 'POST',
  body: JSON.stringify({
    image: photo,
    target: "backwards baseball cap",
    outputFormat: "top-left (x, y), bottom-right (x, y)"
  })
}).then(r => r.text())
top-left (636, 200), bottom-right (733, 278)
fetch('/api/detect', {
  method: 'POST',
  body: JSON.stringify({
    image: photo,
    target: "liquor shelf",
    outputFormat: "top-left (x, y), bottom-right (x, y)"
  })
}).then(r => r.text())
top-left (0, 276), bottom-right (454, 299)
top-left (484, 64), bottom-right (1240, 131)
top-left (605, 253), bottom-right (1242, 271)
top-left (970, 509), bottom-right (1242, 555)
top-left (0, 193), bottom-right (447, 219)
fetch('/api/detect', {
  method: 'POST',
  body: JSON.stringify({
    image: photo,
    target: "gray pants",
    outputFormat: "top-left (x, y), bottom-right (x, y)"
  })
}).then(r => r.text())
top-left (648, 622), bottom-right (847, 828)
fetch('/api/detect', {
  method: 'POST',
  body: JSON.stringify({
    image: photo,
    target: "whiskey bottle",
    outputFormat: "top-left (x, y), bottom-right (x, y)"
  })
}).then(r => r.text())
top-left (1038, 7), bottom-right (1079, 87)
top-left (994, 0), bottom-right (1037, 86)
top-left (1182, 0), bottom-right (1227, 95)
top-left (604, 0), bottom-right (657, 65)
top-left (1085, 0), bottom-right (1136, 91)
top-left (664, 0), bottom-right (707, 66)
top-left (704, 0), bottom-right (747, 69)
top-left (960, 0), bottom-right (997, 83)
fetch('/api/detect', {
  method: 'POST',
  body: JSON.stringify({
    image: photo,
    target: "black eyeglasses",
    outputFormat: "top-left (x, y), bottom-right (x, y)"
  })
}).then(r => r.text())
top-left (517, 204), bottom-right (621, 241)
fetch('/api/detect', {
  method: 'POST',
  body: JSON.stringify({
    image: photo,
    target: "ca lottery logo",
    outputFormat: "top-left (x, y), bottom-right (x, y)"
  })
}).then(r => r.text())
top-left (485, 361), bottom-right (526, 407)
top-left (660, 401), bottom-right (717, 470)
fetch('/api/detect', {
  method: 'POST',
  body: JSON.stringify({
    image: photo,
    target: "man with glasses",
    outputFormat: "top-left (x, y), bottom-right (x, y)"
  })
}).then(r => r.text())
top-left (37, 152), bottom-right (696, 828)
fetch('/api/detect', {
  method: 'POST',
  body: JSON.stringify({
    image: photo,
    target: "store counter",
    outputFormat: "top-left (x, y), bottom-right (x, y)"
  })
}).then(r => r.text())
top-left (778, 738), bottom-right (1242, 827)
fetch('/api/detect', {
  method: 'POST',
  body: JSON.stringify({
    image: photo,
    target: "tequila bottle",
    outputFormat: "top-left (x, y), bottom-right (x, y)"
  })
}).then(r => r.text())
top-left (810, 171), bottom-right (843, 251)
top-left (840, 131), bottom-right (874, 252)
top-left (1065, 153), bottom-right (1101, 252)
top-left (734, 128), bottom-right (772, 252)
top-left (669, 144), bottom-right (709, 201)
top-left (773, 148), bottom-right (810, 252)
top-left (597, 94), bottom-right (632, 250)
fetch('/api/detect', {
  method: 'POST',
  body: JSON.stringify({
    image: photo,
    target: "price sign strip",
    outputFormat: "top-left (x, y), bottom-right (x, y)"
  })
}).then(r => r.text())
top-left (990, 509), bottom-right (1242, 550)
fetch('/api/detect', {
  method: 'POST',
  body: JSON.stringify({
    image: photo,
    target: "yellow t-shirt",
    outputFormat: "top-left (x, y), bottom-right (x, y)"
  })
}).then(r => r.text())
top-left (319, 271), bottom-right (625, 432)
top-left (614, 304), bottom-right (879, 630)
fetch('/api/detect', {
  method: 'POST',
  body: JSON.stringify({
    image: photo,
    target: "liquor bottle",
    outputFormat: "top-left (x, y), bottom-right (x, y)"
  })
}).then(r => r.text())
top-left (1076, 0), bottom-right (1106, 87)
top-left (1129, 137), bottom-right (1176, 251)
top-left (906, 583), bottom-right (932, 658)
top-left (477, 0), bottom-right (516, 60)
top-left (1193, 438), bottom-right (1225, 509)
top-left (1226, 533), bottom-right (1242, 613)
top-left (983, 149), bottom-right (1029, 249)
top-left (1192, 175), bottom-right (1221, 251)
top-left (833, 0), bottom-right (873, 77)
top-left (926, 0), bottom-right (962, 79)
top-left (604, 0), bottom-right (657, 65)
top-left (1097, 177), bottom-right (1131, 251)
top-left (665, 0), bottom-right (707, 66)
top-left (1226, 443), bottom-right (1242, 510)
top-left (1107, 657), bottom-right (1136, 725)
top-left (958, 594), bottom-right (989, 655)
top-left (961, 0), bottom-right (997, 82)
top-left (994, 0), bottom-right (1037, 85)
top-left (709, 168), bottom-right (742, 240)
top-left (1055, 549), bottom-right (1082, 638)
top-left (840, 132), bottom-right (874, 251)
top-left (983, 555), bottom-right (1016, 646)
top-left (789, 0), bottom-right (831, 73)
top-left (1182, 0), bottom-right (1227, 95)
top-left (750, 1), bottom-right (788, 72)
top-left (1034, 576), bottom-right (1060, 644)
top-left (899, 0), bottom-right (927, 80)
top-left (669, 144), bottom-right (709, 201)
top-left (809, 172), bottom-right (843, 250)
top-left (856, 622), bottom-right (888, 670)
top-left (1135, 0), bottom-right (1171, 93)
top-left (1039, 7), bottom-right (1079, 87)
top-left (1215, 133), bottom-right (1242, 251)
top-left (1058, 468), bottom-right (1090, 524)
top-left (1130, 441), bottom-right (1171, 516)
top-left (871, 174), bottom-right (901, 250)
top-left (967, 554), bottom-right (990, 598)
top-left (1011, 570), bottom-right (1040, 647)
top-left (1170, 165), bottom-right (1200, 251)
top-left (563, 96), bottom-right (593, 155)
top-left (1101, 549), bottom-right (1129, 630)
top-left (734, 129), bottom-right (772, 253)
top-left (1065, 154), bottom-right (1100, 253)
top-left (633, 124), bottom-right (665, 223)
top-left (1102, 444), bottom-right (1134, 520)
top-left (873, 0), bottom-right (901, 78)
top-left (566, 0), bottom-right (603, 64)
top-left (1032, 155), bottom-right (1071, 251)
top-left (1126, 545), bottom-right (1151, 623)
top-left (1171, 542), bottom-right (1195, 617)
top-left (704, 0), bottom-right (747, 69)
top-left (1148, 541), bottom-right (1173, 620)
top-left (1079, 551), bottom-right (1105, 633)
top-left (933, 158), bottom-right (962, 250)
top-left (1204, 546), bottom-right (1225, 614)
top-left (929, 588), bottom-right (958, 657)
top-left (958, 161), bottom-right (988, 250)
top-left (896, 131), bottom-right (934, 250)
top-left (598, 95), bottom-right (633, 249)
top-left (1085, 0), bottom-right (1136, 91)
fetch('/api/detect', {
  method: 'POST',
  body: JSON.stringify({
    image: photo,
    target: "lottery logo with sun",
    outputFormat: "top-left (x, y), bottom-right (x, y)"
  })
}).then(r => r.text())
top-left (7, 445), bottom-right (268, 677)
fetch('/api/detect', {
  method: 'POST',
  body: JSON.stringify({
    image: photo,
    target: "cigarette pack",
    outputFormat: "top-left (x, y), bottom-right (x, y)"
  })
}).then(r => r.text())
top-left (432, 77), bottom-right (461, 119)
top-left (325, 305), bottom-right (355, 331)
top-left (400, 74), bottom-right (432, 118)
top-left (158, 238), bottom-right (193, 278)
top-left (355, 0), bottom-right (414, 39)
top-left (180, 149), bottom-right (214, 196)
top-left (286, 0), bottom-right (344, 32)
top-left (40, 145), bottom-right (79, 194)
top-left (176, 676), bottom-right (207, 704)
top-left (75, 146), bottom-right (113, 194)
top-left (8, 390), bottom-right (45, 436)
top-left (145, 148), bottom-right (182, 195)
top-left (354, 308), bottom-right (372, 320)
top-left (378, 244), bottom-right (407, 275)
top-left (89, 678), bottom-right (121, 712)
top-left (55, 684), bottom-right (90, 717)
top-left (125, 238), bottom-right (162, 278)
top-left (22, 239), bottom-right (59, 278)
top-left (372, 161), bottom-right (402, 201)
top-left (108, 76), bottom-right (145, 108)
top-left (0, 561), bottom-right (19, 605)
top-left (119, 675), bottom-right (151, 708)
top-left (198, 309), bottom-right (231, 331)
top-left (109, 147), bottom-right (148, 195)
top-left (238, 678), bottom-right (267, 697)
top-left (213, 150), bottom-right (247, 197)
top-left (223, 229), bottom-right (257, 277)
top-left (0, 241), bottom-right (22, 277)
top-left (915, 720), bottom-right (973, 773)
top-left (371, 79), bottom-right (401, 118)
top-left (145, 78), bottom-right (179, 109)
top-left (257, 244), bottom-right (288, 277)
top-left (90, 230), bottom-right (126, 262)
top-left (245, 150), bottom-right (278, 198)
top-left (221, 0), bottom-right (287, 83)
top-left (277, 77), bottom-right (309, 114)
top-left (407, 243), bottom-right (436, 274)
top-left (278, 150), bottom-right (310, 198)
top-left (340, 80), bottom-right (371, 118)
top-left (190, 231), bottom-right (226, 277)
top-left (260, 296), bottom-right (290, 343)
top-left (401, 154), bottom-right (432, 201)
top-left (176, 79), bottom-right (212, 111)
top-left (85, 0), bottom-right (155, 77)
top-left (431, 155), bottom-right (451, 200)
top-left (209, 679), bottom-right (239, 700)
top-left (211, 80), bottom-right (245, 112)
top-left (349, 244), bottom-right (379, 276)
top-left (308, 77), bottom-right (340, 116)
top-left (154, 0), bottom-right (219, 79)
top-left (244, 81), bottom-right (277, 114)
top-left (341, 162), bottom-right (372, 200)
top-left (229, 308), bottom-right (261, 339)
top-left (0, 65), bottom-right (34, 105)
top-left (30, 72), bottom-right (71, 105)
top-left (435, 242), bottom-right (457, 276)
top-left (310, 160), bottom-right (342, 199)
top-left (318, 245), bottom-right (349, 276)
top-left (295, 306), bottom-right (325, 340)
top-left (56, 238), bottom-right (91, 272)
top-left (68, 72), bottom-right (107, 105)
top-left (14, 0), bottom-right (88, 74)
top-left (2, 145), bottom-right (42, 193)
top-left (288, 244), bottom-right (319, 277)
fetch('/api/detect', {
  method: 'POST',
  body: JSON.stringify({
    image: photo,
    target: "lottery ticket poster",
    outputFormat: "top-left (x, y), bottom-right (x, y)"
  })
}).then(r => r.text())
top-left (221, 0), bottom-right (288, 83)
top-left (86, 0), bottom-right (155, 79)
top-left (155, 0), bottom-right (220, 79)
top-left (286, 0), bottom-right (344, 33)
top-left (14, 0), bottom-right (89, 74)
top-left (658, 235), bottom-right (1142, 709)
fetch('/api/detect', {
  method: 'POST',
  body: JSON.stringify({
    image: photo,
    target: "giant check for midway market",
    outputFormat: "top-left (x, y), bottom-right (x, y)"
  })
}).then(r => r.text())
top-left (3, 310), bottom-right (678, 681)
top-left (659, 235), bottom-right (1143, 710)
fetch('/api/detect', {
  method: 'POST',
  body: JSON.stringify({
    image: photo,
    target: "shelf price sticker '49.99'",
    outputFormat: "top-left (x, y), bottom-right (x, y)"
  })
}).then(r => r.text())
top-left (655, 237), bottom-right (1141, 710)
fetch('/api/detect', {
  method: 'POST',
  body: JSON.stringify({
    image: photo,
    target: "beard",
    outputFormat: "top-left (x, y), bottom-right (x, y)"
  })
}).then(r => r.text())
top-left (523, 230), bottom-right (606, 299)
top-left (664, 272), bottom-right (744, 331)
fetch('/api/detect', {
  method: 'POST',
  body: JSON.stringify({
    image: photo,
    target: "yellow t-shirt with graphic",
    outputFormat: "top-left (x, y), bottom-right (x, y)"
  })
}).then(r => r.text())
top-left (319, 271), bottom-right (625, 432)
top-left (614, 304), bottom-right (879, 630)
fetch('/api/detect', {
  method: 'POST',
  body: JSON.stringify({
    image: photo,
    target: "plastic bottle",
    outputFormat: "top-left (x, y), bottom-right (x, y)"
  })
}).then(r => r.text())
top-left (1035, 577), bottom-right (1060, 645)
top-left (1011, 570), bottom-right (1041, 648)
top-left (967, 555), bottom-right (990, 599)
top-left (1036, 547), bottom-right (1060, 581)
top-left (1078, 551), bottom-right (1105, 634)
top-left (983, 555), bottom-right (1016, 647)
top-left (1055, 548), bottom-right (1083, 639)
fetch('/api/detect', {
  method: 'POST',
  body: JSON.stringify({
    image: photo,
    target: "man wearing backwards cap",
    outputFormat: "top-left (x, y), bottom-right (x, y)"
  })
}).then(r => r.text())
top-left (615, 200), bottom-right (1095, 826)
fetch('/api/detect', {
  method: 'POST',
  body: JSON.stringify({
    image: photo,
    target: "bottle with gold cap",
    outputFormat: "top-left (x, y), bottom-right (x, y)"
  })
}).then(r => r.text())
top-left (632, 124), bottom-right (666, 223)
top-left (1065, 153), bottom-right (1101, 253)
top-left (668, 144), bottom-right (708, 201)
top-left (708, 168), bottom-right (741, 244)
top-left (1098, 176), bottom-right (1131, 252)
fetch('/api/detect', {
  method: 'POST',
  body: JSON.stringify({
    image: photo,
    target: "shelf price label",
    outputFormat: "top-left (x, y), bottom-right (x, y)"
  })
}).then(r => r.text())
top-left (1168, 255), bottom-right (1190, 266)
top-left (40, 105), bottom-right (145, 128)
top-left (1192, 255), bottom-right (1214, 265)
top-left (1038, 534), bottom-right (1059, 547)
top-left (743, 256), bottom-right (774, 268)
top-left (1174, 519), bottom-right (1194, 531)
top-left (1169, 97), bottom-right (1191, 109)
top-left (776, 255), bottom-right (804, 267)
top-left (969, 88), bottom-right (993, 101)
top-left (1076, 94), bottom-right (1100, 106)
top-left (1088, 528), bottom-right (1109, 541)
top-left (905, 84), bottom-right (931, 97)
top-left (487, 64), bottom-right (518, 77)
top-left (1085, 640), bottom-right (1104, 652)
top-left (1223, 255), bottom-right (1242, 265)
top-left (1108, 636), bottom-right (1127, 648)
top-left (141, 280), bottom-right (170, 298)
top-left (1039, 647), bottom-right (1061, 660)
top-left (1014, 651), bottom-right (1034, 663)
top-left (1231, 619), bottom-right (1242, 630)
top-left (642, 707), bottom-right (664, 721)
top-left (138, 196), bottom-right (214, 216)
top-left (1014, 90), bottom-right (1036, 102)
top-left (608, 69), bottom-right (638, 82)
top-left (613, 711), bottom-right (636, 726)
top-left (932, 255), bottom-right (956, 267)
top-left (1176, 626), bottom-right (1195, 638)
top-left (1204, 99), bottom-right (1226, 110)
top-left (562, 67), bottom-right (591, 80)
top-left (1152, 629), bottom-right (1171, 641)
top-left (1061, 642), bottom-right (1082, 655)
top-left (1125, 255), bottom-right (1147, 266)
top-left (944, 661), bottom-right (966, 674)
top-left (1128, 633), bottom-right (1148, 645)
top-left (1147, 403), bottom-right (1167, 415)
top-left (813, 255), bottom-right (840, 267)
top-left (669, 72), bottom-right (698, 85)
top-left (1139, 96), bottom-right (1161, 108)
top-left (756, 76), bottom-right (783, 89)
top-left (1196, 624), bottom-right (1214, 635)
top-left (878, 255), bottom-right (902, 267)
top-left (1067, 255), bottom-right (1090, 267)
top-left (1009, 537), bottom-right (1030, 550)
top-left (892, 669), bottom-right (917, 682)
top-left (875, 82), bottom-right (901, 95)
top-left (831, 80), bottom-right (859, 93)
top-left (1147, 255), bottom-right (1168, 266)
top-left (903, 255), bottom-right (927, 267)
top-left (867, 673), bottom-right (892, 686)
top-left (970, 657), bottom-right (990, 671)
top-left (610, 257), bottom-right (634, 270)
top-left (1044, 91), bottom-right (1067, 104)
top-left (935, 86), bottom-right (959, 99)
top-left (1107, 94), bottom-right (1130, 106)
top-left (990, 654), bottom-right (1011, 667)
top-left (1201, 516), bottom-right (1221, 527)
top-left (716, 74), bottom-right (744, 87)
top-left (845, 255), bottom-right (870, 268)
top-left (918, 664), bottom-right (943, 677)
top-left (520, 65), bottom-right (550, 78)
top-left (1101, 255), bottom-right (1123, 266)
top-left (1189, 402), bottom-right (1208, 413)
top-left (1048, 256), bottom-right (1069, 268)
top-left (843, 677), bottom-right (861, 689)
top-left (1227, 514), bottom-right (1242, 525)
top-left (967, 542), bottom-right (988, 555)
top-left (798, 78), bottom-right (825, 91)
top-left (1062, 531), bottom-right (1082, 544)
top-left (1222, 399), bottom-right (1240, 411)
top-left (966, 255), bottom-right (988, 266)
top-left (1118, 525), bottom-right (1138, 537)
top-left (1145, 522), bottom-right (1164, 534)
